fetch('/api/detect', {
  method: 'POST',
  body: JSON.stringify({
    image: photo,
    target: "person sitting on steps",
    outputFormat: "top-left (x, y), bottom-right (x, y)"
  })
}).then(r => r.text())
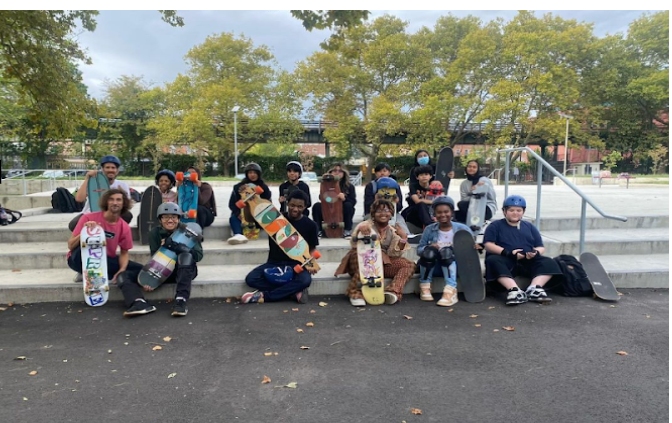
top-left (454, 160), bottom-right (497, 230)
top-left (155, 169), bottom-right (178, 203)
top-left (312, 162), bottom-right (357, 238)
top-left (278, 161), bottom-right (312, 217)
top-left (177, 166), bottom-right (217, 229)
top-left (401, 165), bottom-right (435, 232)
top-left (228, 163), bottom-right (272, 245)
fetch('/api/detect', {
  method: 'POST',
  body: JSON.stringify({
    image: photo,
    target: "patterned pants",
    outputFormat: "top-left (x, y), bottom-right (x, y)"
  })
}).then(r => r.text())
top-left (345, 252), bottom-right (416, 300)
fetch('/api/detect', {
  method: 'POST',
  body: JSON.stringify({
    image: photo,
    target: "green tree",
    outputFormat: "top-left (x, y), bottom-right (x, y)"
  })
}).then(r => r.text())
top-left (291, 10), bottom-right (370, 48)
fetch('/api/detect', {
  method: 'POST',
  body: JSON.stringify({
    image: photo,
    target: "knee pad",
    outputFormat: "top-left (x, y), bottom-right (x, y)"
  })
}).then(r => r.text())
top-left (177, 252), bottom-right (194, 268)
top-left (419, 246), bottom-right (440, 268)
top-left (440, 246), bottom-right (455, 267)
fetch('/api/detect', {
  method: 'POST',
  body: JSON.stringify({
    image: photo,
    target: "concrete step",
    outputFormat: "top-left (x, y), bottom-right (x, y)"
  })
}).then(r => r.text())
top-left (541, 228), bottom-right (668, 256)
top-left (0, 255), bottom-right (667, 304)
top-left (532, 215), bottom-right (669, 231)
top-left (0, 195), bottom-right (52, 210)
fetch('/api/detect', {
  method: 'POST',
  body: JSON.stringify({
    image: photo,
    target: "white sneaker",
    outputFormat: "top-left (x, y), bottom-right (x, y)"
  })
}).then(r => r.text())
top-left (384, 292), bottom-right (398, 305)
top-left (349, 297), bottom-right (366, 307)
top-left (227, 234), bottom-right (249, 245)
top-left (73, 273), bottom-right (83, 283)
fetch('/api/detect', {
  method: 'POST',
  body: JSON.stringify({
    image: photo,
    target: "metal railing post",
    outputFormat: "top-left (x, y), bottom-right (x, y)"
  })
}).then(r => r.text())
top-left (536, 160), bottom-right (542, 228)
top-left (22, 172), bottom-right (27, 195)
top-left (504, 152), bottom-right (510, 199)
top-left (580, 199), bottom-right (587, 254)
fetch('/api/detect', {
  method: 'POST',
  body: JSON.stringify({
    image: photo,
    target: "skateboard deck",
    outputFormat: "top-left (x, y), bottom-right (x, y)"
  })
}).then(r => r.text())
top-left (241, 204), bottom-right (260, 240)
top-left (176, 172), bottom-right (199, 223)
top-left (138, 223), bottom-right (202, 289)
top-left (434, 147), bottom-right (454, 194)
top-left (580, 252), bottom-right (620, 301)
top-left (237, 184), bottom-right (321, 273)
top-left (80, 225), bottom-right (109, 306)
top-left (355, 234), bottom-right (385, 305)
top-left (87, 173), bottom-right (110, 212)
top-left (453, 230), bottom-right (484, 303)
top-left (281, 184), bottom-right (300, 215)
top-left (466, 183), bottom-right (489, 232)
top-left (138, 186), bottom-right (161, 245)
top-left (320, 174), bottom-right (344, 238)
top-left (375, 186), bottom-right (398, 225)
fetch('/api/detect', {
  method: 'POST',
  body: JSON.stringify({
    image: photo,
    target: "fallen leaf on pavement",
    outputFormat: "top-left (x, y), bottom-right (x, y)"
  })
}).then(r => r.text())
top-left (0, 307), bottom-right (7, 311)
top-left (502, 326), bottom-right (515, 331)
top-left (292, 308), bottom-right (299, 312)
top-left (306, 322), bottom-right (314, 327)
top-left (152, 346), bottom-right (162, 351)
top-left (8, 303), bottom-right (13, 307)
top-left (264, 352), bottom-right (273, 357)
top-left (469, 314), bottom-right (478, 318)
top-left (108, 350), bottom-right (112, 354)
top-left (411, 408), bottom-right (422, 415)
top-left (616, 351), bottom-right (628, 356)
top-left (448, 309), bottom-right (454, 312)
top-left (14, 356), bottom-right (28, 361)
top-left (163, 336), bottom-right (172, 342)
top-left (273, 352), bottom-right (279, 356)
top-left (296, 329), bottom-right (304, 333)
top-left (609, 305), bottom-right (616, 308)
top-left (23, 397), bottom-right (28, 401)
top-left (29, 371), bottom-right (37, 376)
top-left (261, 375), bottom-right (271, 384)
top-left (300, 346), bottom-right (310, 350)
top-left (318, 302), bottom-right (328, 307)
top-left (403, 315), bottom-right (413, 320)
top-left (474, 324), bottom-right (482, 327)
top-left (617, 292), bottom-right (623, 296)
top-left (285, 382), bottom-right (298, 388)
top-left (283, 310), bottom-right (289, 313)
top-left (310, 310), bottom-right (316, 314)
top-left (488, 306), bottom-right (496, 310)
top-left (226, 298), bottom-right (232, 303)
top-left (167, 373), bottom-right (177, 378)
top-left (493, 329), bottom-right (500, 332)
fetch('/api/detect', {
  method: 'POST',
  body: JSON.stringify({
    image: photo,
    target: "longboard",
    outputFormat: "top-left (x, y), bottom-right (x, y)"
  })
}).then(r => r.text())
top-left (320, 174), bottom-right (344, 238)
top-left (138, 186), bottom-right (161, 245)
top-left (434, 147), bottom-right (454, 194)
top-left (80, 225), bottom-right (109, 306)
top-left (87, 173), bottom-right (110, 212)
top-left (580, 252), bottom-right (620, 301)
top-left (237, 184), bottom-right (321, 273)
top-left (138, 223), bottom-right (202, 289)
top-left (355, 234), bottom-right (385, 305)
top-left (453, 230), bottom-right (484, 303)
top-left (176, 172), bottom-right (198, 223)
top-left (466, 183), bottom-right (489, 232)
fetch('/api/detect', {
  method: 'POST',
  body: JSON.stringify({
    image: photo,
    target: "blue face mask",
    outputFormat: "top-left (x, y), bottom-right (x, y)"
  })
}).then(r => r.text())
top-left (417, 156), bottom-right (429, 165)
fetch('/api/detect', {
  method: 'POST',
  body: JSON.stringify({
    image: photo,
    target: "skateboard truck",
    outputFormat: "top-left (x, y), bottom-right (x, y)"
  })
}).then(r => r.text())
top-left (355, 234), bottom-right (378, 244)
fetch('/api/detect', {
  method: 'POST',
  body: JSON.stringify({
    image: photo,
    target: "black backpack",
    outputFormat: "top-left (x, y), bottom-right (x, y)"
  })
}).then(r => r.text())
top-left (553, 255), bottom-right (593, 297)
top-left (51, 187), bottom-right (82, 213)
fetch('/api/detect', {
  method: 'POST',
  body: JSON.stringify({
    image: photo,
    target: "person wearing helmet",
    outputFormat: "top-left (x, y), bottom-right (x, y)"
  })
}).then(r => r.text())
top-left (312, 162), bottom-right (357, 238)
top-left (176, 166), bottom-right (217, 229)
top-left (155, 169), bottom-right (177, 203)
top-left (278, 161), bottom-right (311, 217)
top-left (68, 154), bottom-right (133, 233)
top-left (228, 163), bottom-right (272, 244)
top-left (367, 174), bottom-right (411, 236)
top-left (483, 195), bottom-right (562, 305)
top-left (364, 163), bottom-right (401, 216)
top-left (454, 160), bottom-right (497, 228)
top-left (400, 164), bottom-right (436, 233)
top-left (416, 196), bottom-right (473, 306)
top-left (118, 202), bottom-right (204, 317)
top-left (242, 190), bottom-right (318, 304)
top-left (334, 199), bottom-right (415, 306)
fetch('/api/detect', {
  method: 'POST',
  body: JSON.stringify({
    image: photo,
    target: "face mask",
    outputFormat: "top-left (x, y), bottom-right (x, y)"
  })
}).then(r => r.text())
top-left (417, 157), bottom-right (429, 165)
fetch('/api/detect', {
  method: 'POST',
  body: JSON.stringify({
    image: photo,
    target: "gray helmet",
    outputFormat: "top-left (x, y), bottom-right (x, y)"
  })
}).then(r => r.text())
top-left (185, 222), bottom-right (203, 238)
top-left (431, 195), bottom-right (455, 211)
top-left (157, 202), bottom-right (182, 217)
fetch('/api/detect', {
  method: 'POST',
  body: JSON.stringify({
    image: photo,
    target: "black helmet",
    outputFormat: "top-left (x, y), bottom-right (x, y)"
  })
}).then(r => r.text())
top-left (286, 161), bottom-right (303, 176)
top-left (244, 163), bottom-right (262, 177)
top-left (155, 169), bottom-right (176, 187)
top-left (431, 195), bottom-right (455, 211)
top-left (100, 155), bottom-right (121, 167)
top-left (157, 202), bottom-right (182, 217)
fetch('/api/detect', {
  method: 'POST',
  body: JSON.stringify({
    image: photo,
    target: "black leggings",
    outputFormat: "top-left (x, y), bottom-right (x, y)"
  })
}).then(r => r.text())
top-left (454, 200), bottom-right (493, 224)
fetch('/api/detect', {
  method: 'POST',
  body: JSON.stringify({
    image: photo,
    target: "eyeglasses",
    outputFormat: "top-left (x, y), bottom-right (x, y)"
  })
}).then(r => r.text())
top-left (161, 215), bottom-right (179, 221)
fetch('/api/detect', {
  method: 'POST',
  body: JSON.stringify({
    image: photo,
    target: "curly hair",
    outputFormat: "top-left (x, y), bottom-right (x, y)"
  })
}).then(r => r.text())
top-left (99, 188), bottom-right (131, 215)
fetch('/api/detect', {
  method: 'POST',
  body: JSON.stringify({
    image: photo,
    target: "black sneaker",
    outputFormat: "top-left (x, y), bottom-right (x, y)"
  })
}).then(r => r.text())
top-left (295, 287), bottom-right (309, 304)
top-left (123, 300), bottom-right (156, 317)
top-left (171, 298), bottom-right (188, 316)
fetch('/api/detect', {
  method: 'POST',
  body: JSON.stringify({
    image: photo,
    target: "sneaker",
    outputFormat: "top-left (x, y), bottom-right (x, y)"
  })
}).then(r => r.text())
top-left (318, 231), bottom-right (324, 238)
top-left (295, 288), bottom-right (309, 304)
top-left (526, 285), bottom-right (552, 303)
top-left (171, 298), bottom-right (188, 316)
top-left (227, 234), bottom-right (249, 245)
top-left (241, 290), bottom-right (264, 304)
top-left (349, 297), bottom-right (366, 307)
top-left (437, 286), bottom-right (458, 307)
top-left (123, 299), bottom-right (157, 317)
top-left (384, 292), bottom-right (398, 305)
top-left (343, 230), bottom-right (352, 238)
top-left (419, 283), bottom-right (433, 301)
top-left (73, 273), bottom-right (83, 283)
top-left (506, 287), bottom-right (528, 306)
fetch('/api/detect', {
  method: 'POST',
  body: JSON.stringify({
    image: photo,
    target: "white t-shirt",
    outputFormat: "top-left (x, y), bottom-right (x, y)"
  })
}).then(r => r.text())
top-left (81, 179), bottom-right (132, 213)
top-left (437, 229), bottom-right (454, 249)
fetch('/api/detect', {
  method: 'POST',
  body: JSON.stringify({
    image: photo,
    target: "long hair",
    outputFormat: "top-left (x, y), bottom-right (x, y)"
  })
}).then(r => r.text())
top-left (329, 162), bottom-right (351, 190)
top-left (99, 188), bottom-right (131, 215)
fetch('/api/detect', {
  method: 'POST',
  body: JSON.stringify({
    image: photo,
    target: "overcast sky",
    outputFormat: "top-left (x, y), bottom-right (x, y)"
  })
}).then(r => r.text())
top-left (75, 10), bottom-right (659, 100)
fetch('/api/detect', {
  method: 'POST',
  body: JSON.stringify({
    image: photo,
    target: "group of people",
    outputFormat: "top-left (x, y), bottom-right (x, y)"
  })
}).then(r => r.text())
top-left (64, 153), bottom-right (563, 318)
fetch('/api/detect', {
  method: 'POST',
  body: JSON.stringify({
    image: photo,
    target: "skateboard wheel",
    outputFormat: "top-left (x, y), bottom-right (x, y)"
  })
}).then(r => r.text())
top-left (236, 200), bottom-right (246, 209)
top-left (312, 250), bottom-right (321, 259)
top-left (322, 223), bottom-right (327, 231)
top-left (187, 209), bottom-right (197, 219)
top-left (176, 172), bottom-right (184, 181)
top-left (189, 172), bottom-right (198, 182)
top-left (294, 264), bottom-right (304, 274)
top-left (370, 234), bottom-right (378, 241)
top-left (339, 222), bottom-right (345, 229)
top-left (254, 185), bottom-right (264, 194)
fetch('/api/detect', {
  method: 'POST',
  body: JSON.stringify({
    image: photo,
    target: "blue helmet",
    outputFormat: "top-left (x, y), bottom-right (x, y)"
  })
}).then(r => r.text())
top-left (376, 176), bottom-right (399, 191)
top-left (100, 155), bottom-right (121, 167)
top-left (263, 266), bottom-right (294, 285)
top-left (503, 195), bottom-right (526, 209)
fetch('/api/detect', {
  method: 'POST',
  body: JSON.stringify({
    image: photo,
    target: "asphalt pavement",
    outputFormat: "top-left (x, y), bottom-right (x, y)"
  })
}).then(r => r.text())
top-left (0, 289), bottom-right (668, 423)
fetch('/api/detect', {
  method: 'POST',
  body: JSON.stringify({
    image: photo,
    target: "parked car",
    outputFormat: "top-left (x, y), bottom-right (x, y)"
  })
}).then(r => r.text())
top-left (4, 169), bottom-right (29, 178)
top-left (40, 170), bottom-right (65, 178)
top-left (300, 172), bottom-right (318, 183)
top-left (64, 169), bottom-right (89, 177)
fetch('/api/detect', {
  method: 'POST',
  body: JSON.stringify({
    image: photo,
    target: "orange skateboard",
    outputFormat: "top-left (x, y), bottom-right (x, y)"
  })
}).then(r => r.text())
top-left (237, 184), bottom-right (321, 273)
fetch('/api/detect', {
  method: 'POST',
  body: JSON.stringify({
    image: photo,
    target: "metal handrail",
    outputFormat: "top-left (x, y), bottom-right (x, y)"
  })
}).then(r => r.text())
top-left (2, 169), bottom-right (84, 195)
top-left (488, 168), bottom-right (502, 182)
top-left (498, 147), bottom-right (627, 254)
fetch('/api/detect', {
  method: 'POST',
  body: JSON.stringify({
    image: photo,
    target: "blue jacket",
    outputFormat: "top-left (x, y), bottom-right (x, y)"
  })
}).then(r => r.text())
top-left (416, 222), bottom-right (473, 256)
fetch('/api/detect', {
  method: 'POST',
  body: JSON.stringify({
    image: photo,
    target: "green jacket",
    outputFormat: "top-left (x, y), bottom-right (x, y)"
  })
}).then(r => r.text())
top-left (149, 225), bottom-right (203, 262)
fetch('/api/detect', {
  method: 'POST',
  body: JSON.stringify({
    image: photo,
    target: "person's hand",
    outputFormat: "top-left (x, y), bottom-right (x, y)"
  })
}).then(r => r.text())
top-left (448, 171), bottom-right (455, 178)
top-left (431, 243), bottom-right (440, 250)
top-left (86, 170), bottom-right (98, 178)
top-left (84, 221), bottom-right (100, 230)
top-left (525, 250), bottom-right (538, 260)
top-left (142, 285), bottom-right (154, 292)
top-left (357, 222), bottom-right (372, 236)
top-left (279, 196), bottom-right (286, 203)
top-left (161, 239), bottom-right (166, 246)
top-left (176, 179), bottom-right (182, 188)
top-left (337, 193), bottom-right (346, 201)
top-left (195, 179), bottom-right (202, 188)
top-left (307, 267), bottom-right (318, 275)
top-left (512, 249), bottom-right (525, 260)
top-left (394, 222), bottom-right (407, 240)
top-left (111, 269), bottom-right (125, 284)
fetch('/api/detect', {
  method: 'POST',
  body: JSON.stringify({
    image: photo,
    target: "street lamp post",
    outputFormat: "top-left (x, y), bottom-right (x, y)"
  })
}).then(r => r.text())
top-left (232, 106), bottom-right (240, 176)
top-left (560, 113), bottom-right (573, 175)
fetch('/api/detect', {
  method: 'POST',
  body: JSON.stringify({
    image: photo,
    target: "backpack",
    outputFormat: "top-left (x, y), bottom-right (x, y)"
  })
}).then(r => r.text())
top-left (51, 188), bottom-right (81, 213)
top-left (553, 255), bottom-right (593, 297)
top-left (129, 187), bottom-right (142, 202)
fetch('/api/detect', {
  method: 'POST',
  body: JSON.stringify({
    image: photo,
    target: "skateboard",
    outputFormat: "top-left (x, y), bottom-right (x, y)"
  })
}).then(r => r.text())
top-left (241, 203), bottom-right (260, 240)
top-left (176, 171), bottom-right (199, 223)
top-left (434, 147), bottom-right (454, 193)
top-left (375, 186), bottom-right (398, 225)
top-left (580, 252), bottom-right (620, 301)
top-left (466, 183), bottom-right (489, 232)
top-left (80, 225), bottom-right (109, 306)
top-left (452, 230), bottom-right (484, 302)
top-left (355, 233), bottom-right (385, 305)
top-left (281, 184), bottom-right (300, 215)
top-left (138, 222), bottom-right (203, 289)
top-left (237, 184), bottom-right (321, 273)
top-left (138, 186), bottom-right (161, 245)
top-left (424, 181), bottom-right (444, 219)
top-left (87, 172), bottom-right (110, 212)
top-left (320, 174), bottom-right (344, 238)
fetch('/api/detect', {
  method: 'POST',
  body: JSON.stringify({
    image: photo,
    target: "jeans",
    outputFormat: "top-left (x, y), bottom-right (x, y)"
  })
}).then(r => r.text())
top-left (418, 261), bottom-right (457, 288)
top-left (245, 261), bottom-right (312, 302)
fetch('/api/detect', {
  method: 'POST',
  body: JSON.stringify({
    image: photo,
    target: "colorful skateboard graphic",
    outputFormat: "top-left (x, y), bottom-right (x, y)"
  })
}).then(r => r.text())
top-left (237, 184), bottom-right (321, 273)
top-left (466, 183), bottom-right (489, 232)
top-left (580, 252), bottom-right (620, 302)
top-left (176, 172), bottom-right (198, 223)
top-left (453, 230), bottom-right (485, 303)
top-left (80, 225), bottom-right (109, 306)
top-left (138, 186), bottom-right (161, 245)
top-left (355, 233), bottom-right (384, 305)
top-left (138, 223), bottom-right (202, 290)
top-left (434, 147), bottom-right (454, 194)
top-left (320, 174), bottom-right (344, 238)
top-left (87, 172), bottom-right (110, 213)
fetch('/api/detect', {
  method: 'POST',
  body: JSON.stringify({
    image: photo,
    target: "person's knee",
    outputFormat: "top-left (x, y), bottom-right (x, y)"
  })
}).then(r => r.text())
top-left (439, 246), bottom-right (455, 267)
top-left (177, 252), bottom-right (194, 269)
